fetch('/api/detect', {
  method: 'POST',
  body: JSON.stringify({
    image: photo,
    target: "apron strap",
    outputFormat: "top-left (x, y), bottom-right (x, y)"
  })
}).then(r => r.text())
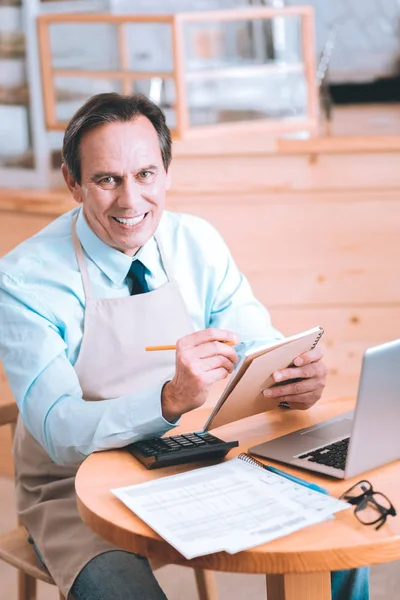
top-left (154, 232), bottom-right (175, 283)
top-left (72, 212), bottom-right (93, 302)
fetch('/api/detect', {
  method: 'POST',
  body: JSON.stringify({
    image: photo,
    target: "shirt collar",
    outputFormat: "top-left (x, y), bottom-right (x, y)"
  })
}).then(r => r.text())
top-left (76, 208), bottom-right (159, 286)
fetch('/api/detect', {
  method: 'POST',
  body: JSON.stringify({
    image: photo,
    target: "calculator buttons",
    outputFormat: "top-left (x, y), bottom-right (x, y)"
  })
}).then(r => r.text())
top-left (125, 432), bottom-right (238, 469)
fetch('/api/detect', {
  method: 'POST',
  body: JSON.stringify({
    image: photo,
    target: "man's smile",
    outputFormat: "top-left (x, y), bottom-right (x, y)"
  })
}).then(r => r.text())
top-left (111, 213), bottom-right (148, 227)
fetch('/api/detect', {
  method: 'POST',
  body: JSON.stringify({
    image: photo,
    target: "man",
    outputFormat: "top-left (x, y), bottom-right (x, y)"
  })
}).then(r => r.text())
top-left (0, 93), bottom-right (368, 600)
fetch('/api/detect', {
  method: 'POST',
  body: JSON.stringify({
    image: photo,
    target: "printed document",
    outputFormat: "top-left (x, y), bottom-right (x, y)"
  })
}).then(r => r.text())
top-left (112, 457), bottom-right (349, 559)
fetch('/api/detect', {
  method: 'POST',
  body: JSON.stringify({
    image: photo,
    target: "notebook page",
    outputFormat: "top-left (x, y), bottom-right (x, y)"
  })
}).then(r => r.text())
top-left (112, 457), bottom-right (348, 560)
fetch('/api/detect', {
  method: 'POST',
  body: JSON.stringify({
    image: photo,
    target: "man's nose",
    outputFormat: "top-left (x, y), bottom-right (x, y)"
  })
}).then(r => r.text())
top-left (118, 179), bottom-right (142, 209)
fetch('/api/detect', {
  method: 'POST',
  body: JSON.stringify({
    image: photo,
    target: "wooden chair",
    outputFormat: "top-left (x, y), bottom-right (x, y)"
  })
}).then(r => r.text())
top-left (0, 398), bottom-right (218, 600)
top-left (0, 399), bottom-right (63, 599)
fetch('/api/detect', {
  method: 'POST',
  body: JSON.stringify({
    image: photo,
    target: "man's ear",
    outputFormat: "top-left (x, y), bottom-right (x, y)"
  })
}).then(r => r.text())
top-left (165, 167), bottom-right (172, 191)
top-left (62, 163), bottom-right (83, 204)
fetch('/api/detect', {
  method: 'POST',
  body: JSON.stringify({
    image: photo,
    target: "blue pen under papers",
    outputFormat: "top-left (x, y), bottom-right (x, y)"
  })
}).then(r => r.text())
top-left (264, 465), bottom-right (329, 495)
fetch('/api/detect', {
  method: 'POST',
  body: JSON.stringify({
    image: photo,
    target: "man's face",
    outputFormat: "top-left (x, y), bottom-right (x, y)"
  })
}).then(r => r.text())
top-left (63, 116), bottom-right (171, 256)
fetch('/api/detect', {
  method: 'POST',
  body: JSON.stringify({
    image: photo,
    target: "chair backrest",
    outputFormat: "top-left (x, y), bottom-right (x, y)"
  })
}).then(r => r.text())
top-left (0, 398), bottom-right (18, 440)
top-left (0, 399), bottom-right (64, 597)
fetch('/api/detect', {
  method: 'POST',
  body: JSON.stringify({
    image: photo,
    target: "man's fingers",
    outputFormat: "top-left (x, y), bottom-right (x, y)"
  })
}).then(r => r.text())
top-left (189, 362), bottom-right (233, 386)
top-left (176, 328), bottom-right (239, 351)
top-left (278, 394), bottom-right (318, 411)
top-left (205, 367), bottom-right (233, 384)
top-left (197, 341), bottom-right (239, 362)
top-left (293, 345), bottom-right (324, 366)
top-left (203, 355), bottom-right (236, 374)
top-left (273, 363), bottom-right (320, 383)
top-left (263, 378), bottom-right (318, 398)
top-left (273, 357), bottom-right (327, 384)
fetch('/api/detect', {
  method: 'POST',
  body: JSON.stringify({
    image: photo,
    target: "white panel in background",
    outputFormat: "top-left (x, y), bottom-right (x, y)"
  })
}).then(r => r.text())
top-left (0, 105), bottom-right (29, 157)
top-left (0, 6), bottom-right (22, 32)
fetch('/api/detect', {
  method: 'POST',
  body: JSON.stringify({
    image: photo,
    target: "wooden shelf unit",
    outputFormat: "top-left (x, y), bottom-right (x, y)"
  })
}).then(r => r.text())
top-left (37, 6), bottom-right (318, 139)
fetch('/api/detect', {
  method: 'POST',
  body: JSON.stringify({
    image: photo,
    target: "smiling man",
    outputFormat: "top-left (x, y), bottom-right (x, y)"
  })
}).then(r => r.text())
top-left (0, 93), bottom-right (367, 600)
top-left (63, 115), bottom-right (171, 256)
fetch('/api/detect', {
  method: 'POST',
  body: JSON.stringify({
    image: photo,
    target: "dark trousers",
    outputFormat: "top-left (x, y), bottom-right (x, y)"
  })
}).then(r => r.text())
top-left (69, 550), bottom-right (370, 600)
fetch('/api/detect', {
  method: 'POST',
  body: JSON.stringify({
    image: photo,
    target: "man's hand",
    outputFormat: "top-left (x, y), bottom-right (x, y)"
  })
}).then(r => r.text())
top-left (161, 328), bottom-right (239, 422)
top-left (262, 345), bottom-right (327, 410)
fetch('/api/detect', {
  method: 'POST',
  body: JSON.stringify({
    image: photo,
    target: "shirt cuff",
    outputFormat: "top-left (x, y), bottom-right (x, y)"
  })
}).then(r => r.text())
top-left (160, 380), bottom-right (181, 427)
top-left (112, 378), bottom-right (181, 441)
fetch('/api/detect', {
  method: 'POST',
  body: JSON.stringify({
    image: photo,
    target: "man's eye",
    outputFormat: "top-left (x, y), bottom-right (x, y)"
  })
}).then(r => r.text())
top-left (138, 171), bottom-right (154, 181)
top-left (99, 176), bottom-right (115, 185)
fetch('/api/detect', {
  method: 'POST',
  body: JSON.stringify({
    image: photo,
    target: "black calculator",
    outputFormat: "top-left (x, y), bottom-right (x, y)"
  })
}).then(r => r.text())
top-left (124, 431), bottom-right (238, 469)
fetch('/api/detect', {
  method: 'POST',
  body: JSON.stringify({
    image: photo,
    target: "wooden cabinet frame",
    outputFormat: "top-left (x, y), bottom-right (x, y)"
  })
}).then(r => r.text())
top-left (37, 6), bottom-right (318, 139)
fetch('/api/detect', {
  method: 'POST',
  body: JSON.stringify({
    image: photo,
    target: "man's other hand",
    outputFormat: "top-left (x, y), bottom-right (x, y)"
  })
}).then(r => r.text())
top-left (161, 328), bottom-right (239, 421)
top-left (262, 345), bottom-right (327, 410)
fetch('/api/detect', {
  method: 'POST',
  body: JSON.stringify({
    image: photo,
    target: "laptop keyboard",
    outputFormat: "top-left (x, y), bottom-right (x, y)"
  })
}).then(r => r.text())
top-left (297, 437), bottom-right (350, 471)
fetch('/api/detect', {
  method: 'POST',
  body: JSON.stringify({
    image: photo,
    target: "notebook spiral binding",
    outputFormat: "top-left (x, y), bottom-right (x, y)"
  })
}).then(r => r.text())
top-left (238, 452), bottom-right (265, 470)
top-left (311, 327), bottom-right (324, 350)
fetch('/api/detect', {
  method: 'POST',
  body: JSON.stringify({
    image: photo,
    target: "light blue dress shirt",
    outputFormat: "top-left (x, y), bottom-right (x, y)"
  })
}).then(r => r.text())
top-left (0, 207), bottom-right (282, 465)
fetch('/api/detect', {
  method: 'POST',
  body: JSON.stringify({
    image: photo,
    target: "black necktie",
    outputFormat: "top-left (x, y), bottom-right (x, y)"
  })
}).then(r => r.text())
top-left (126, 260), bottom-right (149, 295)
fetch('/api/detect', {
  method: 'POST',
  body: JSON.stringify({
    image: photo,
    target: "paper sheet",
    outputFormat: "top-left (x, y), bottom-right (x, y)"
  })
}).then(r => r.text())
top-left (112, 458), bottom-right (349, 560)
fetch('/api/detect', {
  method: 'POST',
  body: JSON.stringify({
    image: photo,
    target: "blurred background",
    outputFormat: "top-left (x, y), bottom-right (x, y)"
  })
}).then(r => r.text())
top-left (0, 1), bottom-right (400, 599)
top-left (1, 0), bottom-right (399, 184)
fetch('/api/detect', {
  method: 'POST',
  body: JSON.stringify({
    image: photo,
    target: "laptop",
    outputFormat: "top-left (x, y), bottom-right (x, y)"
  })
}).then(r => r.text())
top-left (249, 339), bottom-right (400, 479)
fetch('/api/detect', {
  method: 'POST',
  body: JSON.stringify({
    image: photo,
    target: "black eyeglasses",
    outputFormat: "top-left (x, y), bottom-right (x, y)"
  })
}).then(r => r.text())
top-left (340, 480), bottom-right (396, 530)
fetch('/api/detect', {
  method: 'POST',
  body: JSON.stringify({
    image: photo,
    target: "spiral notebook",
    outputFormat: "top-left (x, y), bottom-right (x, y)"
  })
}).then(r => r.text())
top-left (204, 326), bottom-right (324, 431)
top-left (112, 452), bottom-right (349, 559)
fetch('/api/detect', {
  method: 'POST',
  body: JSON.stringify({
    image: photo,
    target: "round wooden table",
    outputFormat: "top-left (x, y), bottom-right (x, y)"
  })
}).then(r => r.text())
top-left (76, 396), bottom-right (400, 600)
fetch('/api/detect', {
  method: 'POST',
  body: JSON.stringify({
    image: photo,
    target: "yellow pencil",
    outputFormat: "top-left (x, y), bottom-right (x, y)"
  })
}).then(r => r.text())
top-left (145, 341), bottom-right (236, 351)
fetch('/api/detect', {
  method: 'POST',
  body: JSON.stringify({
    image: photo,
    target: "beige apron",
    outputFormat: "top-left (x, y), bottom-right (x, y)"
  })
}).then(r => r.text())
top-left (13, 215), bottom-right (194, 597)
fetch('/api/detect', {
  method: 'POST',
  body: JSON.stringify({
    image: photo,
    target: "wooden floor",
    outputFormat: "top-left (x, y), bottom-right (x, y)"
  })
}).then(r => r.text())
top-left (0, 477), bottom-right (399, 600)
